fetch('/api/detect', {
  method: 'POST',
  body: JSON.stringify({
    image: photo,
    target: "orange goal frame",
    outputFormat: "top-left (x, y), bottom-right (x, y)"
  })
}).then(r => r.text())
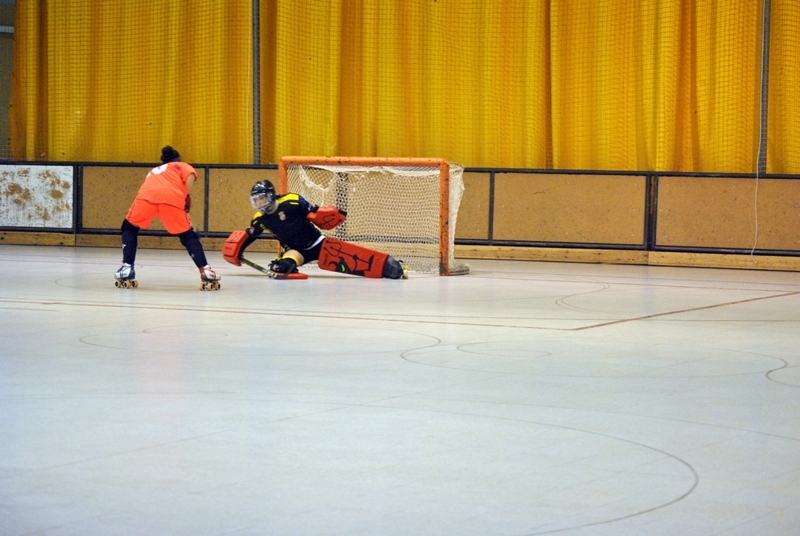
top-left (278, 156), bottom-right (455, 275)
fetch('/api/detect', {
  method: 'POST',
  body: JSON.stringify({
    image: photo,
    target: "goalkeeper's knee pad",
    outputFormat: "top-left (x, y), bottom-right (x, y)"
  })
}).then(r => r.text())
top-left (382, 256), bottom-right (405, 279)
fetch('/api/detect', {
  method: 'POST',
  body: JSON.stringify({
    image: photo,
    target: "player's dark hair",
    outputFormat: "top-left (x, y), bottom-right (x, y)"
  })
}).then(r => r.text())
top-left (160, 146), bottom-right (181, 163)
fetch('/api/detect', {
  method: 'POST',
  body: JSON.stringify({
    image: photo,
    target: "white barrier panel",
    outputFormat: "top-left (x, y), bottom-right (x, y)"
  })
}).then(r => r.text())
top-left (0, 165), bottom-right (73, 228)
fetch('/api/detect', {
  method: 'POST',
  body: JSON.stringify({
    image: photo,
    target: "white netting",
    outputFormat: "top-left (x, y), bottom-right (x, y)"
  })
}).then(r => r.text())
top-left (286, 162), bottom-right (467, 274)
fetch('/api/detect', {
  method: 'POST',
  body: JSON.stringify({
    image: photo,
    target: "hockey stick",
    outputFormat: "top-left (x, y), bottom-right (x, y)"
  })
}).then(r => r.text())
top-left (240, 256), bottom-right (308, 280)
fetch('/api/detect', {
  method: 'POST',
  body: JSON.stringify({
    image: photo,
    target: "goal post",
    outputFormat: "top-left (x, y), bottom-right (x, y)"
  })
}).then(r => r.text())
top-left (278, 156), bottom-right (468, 275)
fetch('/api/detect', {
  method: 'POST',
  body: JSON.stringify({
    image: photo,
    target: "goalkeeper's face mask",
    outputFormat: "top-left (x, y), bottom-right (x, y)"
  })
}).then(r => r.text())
top-left (251, 193), bottom-right (276, 214)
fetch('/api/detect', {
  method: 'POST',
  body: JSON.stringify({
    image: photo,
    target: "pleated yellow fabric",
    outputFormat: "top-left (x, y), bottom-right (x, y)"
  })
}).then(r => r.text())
top-left (267, 1), bottom-right (550, 168)
top-left (10, 1), bottom-right (252, 163)
top-left (766, 0), bottom-right (800, 174)
top-left (550, 0), bottom-right (761, 172)
top-left (11, 1), bottom-right (795, 174)
top-left (267, 1), bottom-right (765, 172)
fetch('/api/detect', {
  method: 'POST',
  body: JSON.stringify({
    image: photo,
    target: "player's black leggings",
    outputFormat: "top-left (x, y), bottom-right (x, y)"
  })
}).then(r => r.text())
top-left (178, 228), bottom-right (208, 268)
top-left (121, 219), bottom-right (207, 268)
top-left (121, 219), bottom-right (139, 265)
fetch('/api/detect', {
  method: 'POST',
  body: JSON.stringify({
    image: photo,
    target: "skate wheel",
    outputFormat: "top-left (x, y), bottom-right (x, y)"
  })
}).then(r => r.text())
top-left (115, 280), bottom-right (122, 288)
top-left (199, 282), bottom-right (207, 290)
top-left (402, 267), bottom-right (409, 279)
top-left (131, 280), bottom-right (138, 288)
top-left (212, 281), bottom-right (220, 290)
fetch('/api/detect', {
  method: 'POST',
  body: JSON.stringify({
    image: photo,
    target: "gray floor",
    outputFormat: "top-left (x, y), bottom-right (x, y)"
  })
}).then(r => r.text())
top-left (1, 244), bottom-right (799, 536)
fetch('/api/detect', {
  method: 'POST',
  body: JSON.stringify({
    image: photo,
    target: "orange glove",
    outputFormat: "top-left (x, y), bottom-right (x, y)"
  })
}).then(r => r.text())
top-left (222, 230), bottom-right (248, 266)
top-left (307, 206), bottom-right (347, 230)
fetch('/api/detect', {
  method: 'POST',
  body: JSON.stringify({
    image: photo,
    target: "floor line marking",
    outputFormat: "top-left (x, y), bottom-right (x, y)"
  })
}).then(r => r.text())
top-left (572, 291), bottom-right (800, 330)
top-left (1, 291), bottom-right (797, 332)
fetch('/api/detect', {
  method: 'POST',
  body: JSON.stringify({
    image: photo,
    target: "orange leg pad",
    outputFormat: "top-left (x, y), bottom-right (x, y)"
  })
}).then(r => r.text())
top-left (318, 237), bottom-right (388, 278)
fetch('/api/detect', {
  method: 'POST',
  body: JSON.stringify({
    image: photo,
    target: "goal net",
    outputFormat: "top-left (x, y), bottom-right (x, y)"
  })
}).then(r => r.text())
top-left (278, 157), bottom-right (468, 275)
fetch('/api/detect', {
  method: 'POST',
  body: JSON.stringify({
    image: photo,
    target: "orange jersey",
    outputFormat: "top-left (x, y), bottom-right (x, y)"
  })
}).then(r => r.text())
top-left (136, 162), bottom-right (197, 208)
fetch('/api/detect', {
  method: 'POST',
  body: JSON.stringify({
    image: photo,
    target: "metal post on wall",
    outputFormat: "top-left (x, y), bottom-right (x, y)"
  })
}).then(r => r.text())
top-left (757, 0), bottom-right (771, 175)
top-left (252, 0), bottom-right (261, 165)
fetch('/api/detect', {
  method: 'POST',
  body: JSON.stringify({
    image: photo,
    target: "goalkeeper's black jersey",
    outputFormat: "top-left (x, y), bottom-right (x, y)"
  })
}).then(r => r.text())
top-left (248, 193), bottom-right (322, 251)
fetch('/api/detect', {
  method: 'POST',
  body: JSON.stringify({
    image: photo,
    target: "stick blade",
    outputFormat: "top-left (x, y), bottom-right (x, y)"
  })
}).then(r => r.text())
top-left (269, 271), bottom-right (309, 280)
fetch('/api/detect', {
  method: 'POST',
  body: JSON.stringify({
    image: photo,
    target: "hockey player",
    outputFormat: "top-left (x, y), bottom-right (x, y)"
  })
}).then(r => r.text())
top-left (115, 146), bottom-right (220, 289)
top-left (222, 180), bottom-right (406, 279)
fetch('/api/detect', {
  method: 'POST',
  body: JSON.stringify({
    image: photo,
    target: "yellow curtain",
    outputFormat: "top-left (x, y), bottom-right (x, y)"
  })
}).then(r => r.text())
top-left (766, 0), bottom-right (800, 174)
top-left (10, 0), bottom-right (253, 163)
top-left (265, 0), bottom-right (550, 168)
top-left (550, 0), bottom-right (761, 172)
top-left (270, 1), bottom-right (342, 160)
top-left (265, 0), bottom-right (764, 172)
top-left (692, 1), bottom-right (762, 173)
top-left (550, 1), bottom-right (648, 170)
top-left (11, 1), bottom-right (785, 173)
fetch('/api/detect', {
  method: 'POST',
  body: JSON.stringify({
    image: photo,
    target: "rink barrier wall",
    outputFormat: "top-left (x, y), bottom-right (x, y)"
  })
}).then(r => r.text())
top-left (1, 163), bottom-right (799, 272)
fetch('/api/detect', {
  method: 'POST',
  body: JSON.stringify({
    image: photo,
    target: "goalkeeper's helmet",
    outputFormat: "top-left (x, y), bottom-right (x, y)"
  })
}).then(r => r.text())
top-left (250, 180), bottom-right (277, 213)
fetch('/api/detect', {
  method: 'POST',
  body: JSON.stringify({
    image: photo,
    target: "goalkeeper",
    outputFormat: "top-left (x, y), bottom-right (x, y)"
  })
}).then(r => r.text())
top-left (223, 180), bottom-right (406, 279)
